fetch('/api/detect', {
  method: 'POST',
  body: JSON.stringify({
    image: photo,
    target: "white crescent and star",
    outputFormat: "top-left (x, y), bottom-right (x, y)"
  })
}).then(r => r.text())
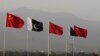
top-left (33, 24), bottom-right (40, 30)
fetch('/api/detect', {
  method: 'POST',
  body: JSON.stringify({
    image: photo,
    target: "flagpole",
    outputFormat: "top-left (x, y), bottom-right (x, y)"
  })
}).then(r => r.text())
top-left (3, 28), bottom-right (6, 56)
top-left (3, 18), bottom-right (6, 56)
top-left (65, 26), bottom-right (68, 56)
top-left (65, 32), bottom-right (67, 56)
top-left (26, 30), bottom-right (29, 56)
top-left (72, 37), bottom-right (74, 56)
top-left (47, 20), bottom-right (50, 56)
top-left (27, 18), bottom-right (29, 56)
top-left (3, 28), bottom-right (5, 56)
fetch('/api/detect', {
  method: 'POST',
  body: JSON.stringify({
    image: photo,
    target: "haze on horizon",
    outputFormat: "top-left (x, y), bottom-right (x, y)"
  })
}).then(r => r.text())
top-left (0, 0), bottom-right (100, 21)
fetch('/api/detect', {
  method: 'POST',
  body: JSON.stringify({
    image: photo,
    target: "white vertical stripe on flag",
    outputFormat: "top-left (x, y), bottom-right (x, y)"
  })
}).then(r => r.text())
top-left (27, 17), bottom-right (32, 31)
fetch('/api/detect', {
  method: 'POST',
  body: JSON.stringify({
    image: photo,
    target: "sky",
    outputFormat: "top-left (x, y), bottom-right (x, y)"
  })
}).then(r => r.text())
top-left (0, 0), bottom-right (100, 21)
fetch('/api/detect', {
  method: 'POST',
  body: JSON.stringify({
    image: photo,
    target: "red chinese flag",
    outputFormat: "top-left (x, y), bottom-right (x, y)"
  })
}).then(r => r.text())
top-left (49, 22), bottom-right (63, 36)
top-left (74, 25), bottom-right (88, 38)
top-left (6, 13), bottom-right (24, 28)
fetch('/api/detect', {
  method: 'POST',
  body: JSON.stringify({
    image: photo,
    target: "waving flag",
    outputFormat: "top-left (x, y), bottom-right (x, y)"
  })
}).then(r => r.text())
top-left (70, 25), bottom-right (88, 38)
top-left (27, 17), bottom-right (43, 32)
top-left (6, 13), bottom-right (24, 29)
top-left (74, 25), bottom-right (87, 38)
top-left (49, 22), bottom-right (63, 36)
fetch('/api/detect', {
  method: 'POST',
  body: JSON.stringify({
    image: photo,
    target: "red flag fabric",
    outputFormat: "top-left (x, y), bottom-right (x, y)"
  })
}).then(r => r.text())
top-left (49, 22), bottom-right (63, 36)
top-left (74, 25), bottom-right (88, 38)
top-left (6, 13), bottom-right (24, 28)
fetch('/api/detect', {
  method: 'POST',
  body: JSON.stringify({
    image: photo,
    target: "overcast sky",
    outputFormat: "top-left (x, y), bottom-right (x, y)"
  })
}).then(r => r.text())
top-left (0, 0), bottom-right (100, 21)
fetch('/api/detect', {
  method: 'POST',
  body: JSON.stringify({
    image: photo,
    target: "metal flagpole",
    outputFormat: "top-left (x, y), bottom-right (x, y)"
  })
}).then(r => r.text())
top-left (65, 32), bottom-right (67, 56)
top-left (66, 25), bottom-right (71, 56)
top-left (47, 20), bottom-right (50, 56)
top-left (70, 25), bottom-right (75, 56)
top-left (3, 18), bottom-right (6, 56)
top-left (3, 28), bottom-right (6, 56)
top-left (27, 30), bottom-right (29, 56)
top-left (65, 26), bottom-right (68, 56)
top-left (72, 37), bottom-right (74, 56)
top-left (27, 17), bottom-right (29, 56)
